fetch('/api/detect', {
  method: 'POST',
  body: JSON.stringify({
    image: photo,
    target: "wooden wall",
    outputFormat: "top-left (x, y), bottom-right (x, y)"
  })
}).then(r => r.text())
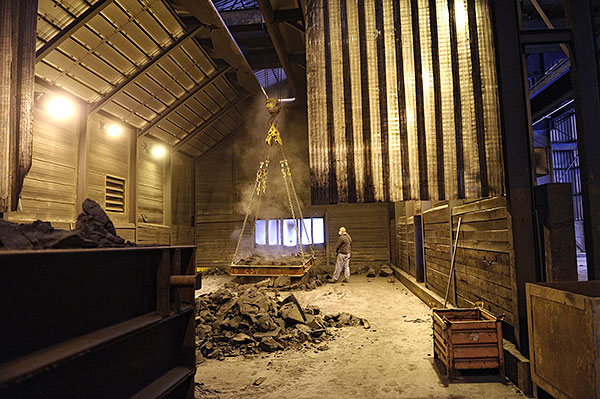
top-left (393, 196), bottom-right (516, 326)
top-left (171, 152), bottom-right (195, 245)
top-left (395, 202), bottom-right (409, 273)
top-left (422, 204), bottom-right (451, 297)
top-left (195, 141), bottom-right (238, 267)
top-left (194, 105), bottom-right (391, 272)
top-left (196, 141), bottom-right (235, 216)
top-left (6, 87), bottom-right (79, 228)
top-left (137, 137), bottom-right (165, 225)
top-left (452, 197), bottom-right (515, 324)
top-left (87, 113), bottom-right (132, 227)
top-left (136, 137), bottom-right (171, 245)
top-left (5, 84), bottom-right (195, 246)
top-left (325, 203), bottom-right (390, 269)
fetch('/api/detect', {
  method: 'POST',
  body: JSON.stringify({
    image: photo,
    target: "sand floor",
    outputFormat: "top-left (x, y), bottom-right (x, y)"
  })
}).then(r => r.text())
top-left (194, 274), bottom-right (526, 399)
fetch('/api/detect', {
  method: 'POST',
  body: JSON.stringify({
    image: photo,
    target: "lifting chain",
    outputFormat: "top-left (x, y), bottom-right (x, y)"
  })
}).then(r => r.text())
top-left (280, 159), bottom-right (303, 260)
top-left (230, 112), bottom-right (314, 266)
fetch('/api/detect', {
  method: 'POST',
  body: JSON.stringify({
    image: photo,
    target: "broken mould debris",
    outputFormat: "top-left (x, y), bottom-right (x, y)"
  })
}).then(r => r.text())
top-left (195, 283), bottom-right (370, 358)
top-left (0, 198), bottom-right (135, 250)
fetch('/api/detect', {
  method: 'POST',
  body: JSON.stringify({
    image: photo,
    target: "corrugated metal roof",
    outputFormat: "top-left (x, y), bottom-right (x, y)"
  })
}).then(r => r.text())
top-left (35, 0), bottom-right (261, 157)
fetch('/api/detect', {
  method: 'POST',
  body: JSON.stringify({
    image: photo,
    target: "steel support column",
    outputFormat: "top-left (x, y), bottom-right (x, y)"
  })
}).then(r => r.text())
top-left (256, 0), bottom-right (305, 101)
top-left (490, 0), bottom-right (540, 352)
top-left (564, 0), bottom-right (600, 280)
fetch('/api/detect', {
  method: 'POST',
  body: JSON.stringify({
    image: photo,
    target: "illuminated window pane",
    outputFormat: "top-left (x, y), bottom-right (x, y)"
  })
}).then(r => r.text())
top-left (268, 219), bottom-right (279, 245)
top-left (255, 220), bottom-right (266, 245)
top-left (312, 218), bottom-right (325, 244)
top-left (283, 219), bottom-right (297, 247)
top-left (301, 218), bottom-right (312, 245)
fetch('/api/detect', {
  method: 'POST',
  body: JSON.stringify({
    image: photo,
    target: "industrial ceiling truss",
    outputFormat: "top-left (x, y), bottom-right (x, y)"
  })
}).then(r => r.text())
top-left (35, 0), bottom-right (261, 156)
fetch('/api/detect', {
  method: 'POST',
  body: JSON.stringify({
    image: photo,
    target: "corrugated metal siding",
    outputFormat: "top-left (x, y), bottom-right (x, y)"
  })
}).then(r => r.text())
top-left (306, 0), bottom-right (505, 204)
top-left (551, 111), bottom-right (583, 220)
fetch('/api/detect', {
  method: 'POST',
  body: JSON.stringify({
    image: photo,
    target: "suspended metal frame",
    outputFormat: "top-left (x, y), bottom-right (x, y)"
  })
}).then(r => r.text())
top-left (230, 113), bottom-right (315, 277)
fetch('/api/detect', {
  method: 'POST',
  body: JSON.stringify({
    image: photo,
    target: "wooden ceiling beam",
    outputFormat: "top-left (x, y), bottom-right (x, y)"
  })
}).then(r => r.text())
top-left (172, 94), bottom-right (249, 151)
top-left (137, 65), bottom-right (233, 138)
top-left (36, 0), bottom-right (115, 63)
top-left (88, 24), bottom-right (205, 115)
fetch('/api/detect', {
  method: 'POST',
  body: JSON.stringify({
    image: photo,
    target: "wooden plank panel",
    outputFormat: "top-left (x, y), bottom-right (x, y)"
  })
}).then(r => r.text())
top-left (196, 140), bottom-right (233, 215)
top-left (136, 223), bottom-right (170, 245)
top-left (448, 196), bottom-right (515, 325)
top-left (87, 113), bottom-right (131, 226)
top-left (7, 100), bottom-right (78, 223)
top-left (137, 138), bottom-right (165, 225)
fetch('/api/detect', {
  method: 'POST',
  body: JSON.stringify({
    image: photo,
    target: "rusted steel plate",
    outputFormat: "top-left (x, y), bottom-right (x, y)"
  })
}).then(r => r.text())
top-left (453, 344), bottom-right (499, 358)
top-left (230, 257), bottom-right (313, 277)
top-left (453, 359), bottom-right (500, 369)
top-left (450, 331), bottom-right (499, 345)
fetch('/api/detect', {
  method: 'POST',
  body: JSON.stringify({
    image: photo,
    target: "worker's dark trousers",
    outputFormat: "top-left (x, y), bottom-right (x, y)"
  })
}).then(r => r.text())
top-left (333, 253), bottom-right (351, 281)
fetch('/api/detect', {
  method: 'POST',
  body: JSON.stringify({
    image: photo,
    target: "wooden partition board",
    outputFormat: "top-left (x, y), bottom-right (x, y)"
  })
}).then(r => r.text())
top-left (407, 216), bottom-right (416, 278)
top-left (452, 197), bottom-right (515, 324)
top-left (423, 204), bottom-right (452, 299)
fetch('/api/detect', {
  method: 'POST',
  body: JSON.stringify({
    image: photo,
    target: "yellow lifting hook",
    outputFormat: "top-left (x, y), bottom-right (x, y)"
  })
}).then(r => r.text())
top-left (265, 124), bottom-right (282, 146)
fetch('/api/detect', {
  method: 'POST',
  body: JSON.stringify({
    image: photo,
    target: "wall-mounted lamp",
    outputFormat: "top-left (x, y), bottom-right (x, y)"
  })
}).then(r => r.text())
top-left (141, 141), bottom-right (167, 159)
top-left (151, 145), bottom-right (166, 158)
top-left (101, 122), bottom-right (123, 137)
top-left (46, 95), bottom-right (75, 120)
top-left (34, 91), bottom-right (77, 121)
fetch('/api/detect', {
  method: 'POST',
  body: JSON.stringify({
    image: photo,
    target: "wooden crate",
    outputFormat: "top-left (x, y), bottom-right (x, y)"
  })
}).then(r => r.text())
top-left (432, 308), bottom-right (505, 381)
top-left (526, 281), bottom-right (600, 399)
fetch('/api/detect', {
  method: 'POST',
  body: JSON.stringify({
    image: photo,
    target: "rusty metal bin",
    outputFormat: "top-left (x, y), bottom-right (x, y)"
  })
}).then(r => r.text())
top-left (526, 281), bottom-right (600, 399)
top-left (432, 308), bottom-right (505, 381)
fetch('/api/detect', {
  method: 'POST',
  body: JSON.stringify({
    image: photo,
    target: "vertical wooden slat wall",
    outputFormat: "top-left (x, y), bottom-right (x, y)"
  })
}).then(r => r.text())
top-left (306, 0), bottom-right (504, 203)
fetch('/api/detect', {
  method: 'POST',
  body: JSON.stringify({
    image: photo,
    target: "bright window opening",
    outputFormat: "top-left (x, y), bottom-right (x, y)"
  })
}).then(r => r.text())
top-left (283, 219), bottom-right (297, 247)
top-left (268, 219), bottom-right (279, 245)
top-left (254, 217), bottom-right (325, 246)
top-left (255, 220), bottom-right (266, 245)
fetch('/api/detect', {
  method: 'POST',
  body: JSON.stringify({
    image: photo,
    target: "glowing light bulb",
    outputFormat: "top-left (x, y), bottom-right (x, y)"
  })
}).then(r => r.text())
top-left (46, 96), bottom-right (75, 120)
top-left (106, 123), bottom-right (123, 137)
top-left (151, 145), bottom-right (166, 158)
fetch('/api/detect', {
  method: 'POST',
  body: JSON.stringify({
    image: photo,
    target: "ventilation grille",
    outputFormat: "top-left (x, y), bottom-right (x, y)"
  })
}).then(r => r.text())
top-left (105, 175), bottom-right (125, 213)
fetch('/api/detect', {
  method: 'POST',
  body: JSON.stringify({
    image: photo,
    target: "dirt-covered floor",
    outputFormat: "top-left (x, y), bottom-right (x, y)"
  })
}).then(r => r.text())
top-left (194, 274), bottom-right (526, 399)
